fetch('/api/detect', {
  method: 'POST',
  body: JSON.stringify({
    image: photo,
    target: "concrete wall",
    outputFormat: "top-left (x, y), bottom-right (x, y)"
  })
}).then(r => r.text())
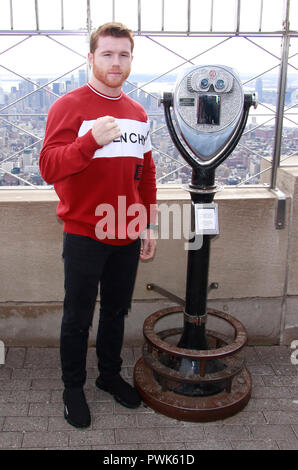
top-left (276, 165), bottom-right (298, 344)
top-left (0, 168), bottom-right (297, 346)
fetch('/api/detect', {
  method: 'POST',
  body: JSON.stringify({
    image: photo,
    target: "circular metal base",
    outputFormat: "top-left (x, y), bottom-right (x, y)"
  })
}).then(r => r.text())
top-left (134, 306), bottom-right (252, 422)
top-left (134, 357), bottom-right (252, 422)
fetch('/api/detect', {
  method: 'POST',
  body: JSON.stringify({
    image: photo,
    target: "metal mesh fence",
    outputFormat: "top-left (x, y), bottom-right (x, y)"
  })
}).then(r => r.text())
top-left (0, 0), bottom-right (297, 188)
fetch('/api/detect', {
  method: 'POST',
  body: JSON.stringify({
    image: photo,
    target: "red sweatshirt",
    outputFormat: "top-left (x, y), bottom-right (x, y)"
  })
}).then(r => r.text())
top-left (39, 84), bottom-right (157, 245)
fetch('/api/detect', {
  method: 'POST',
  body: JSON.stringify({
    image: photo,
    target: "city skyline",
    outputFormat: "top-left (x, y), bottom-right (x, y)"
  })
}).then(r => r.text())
top-left (0, 67), bottom-right (297, 187)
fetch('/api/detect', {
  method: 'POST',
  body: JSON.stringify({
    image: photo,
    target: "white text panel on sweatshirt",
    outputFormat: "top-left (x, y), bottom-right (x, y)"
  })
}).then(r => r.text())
top-left (78, 118), bottom-right (151, 159)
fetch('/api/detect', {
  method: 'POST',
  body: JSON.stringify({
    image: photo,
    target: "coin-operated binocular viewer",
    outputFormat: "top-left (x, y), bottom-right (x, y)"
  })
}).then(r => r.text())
top-left (134, 65), bottom-right (257, 422)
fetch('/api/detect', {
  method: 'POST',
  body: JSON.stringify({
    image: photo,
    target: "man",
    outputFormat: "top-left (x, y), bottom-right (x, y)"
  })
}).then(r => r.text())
top-left (39, 22), bottom-right (157, 428)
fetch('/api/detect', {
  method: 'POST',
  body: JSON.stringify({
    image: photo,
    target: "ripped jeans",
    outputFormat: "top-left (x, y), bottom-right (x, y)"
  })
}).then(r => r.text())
top-left (60, 233), bottom-right (141, 389)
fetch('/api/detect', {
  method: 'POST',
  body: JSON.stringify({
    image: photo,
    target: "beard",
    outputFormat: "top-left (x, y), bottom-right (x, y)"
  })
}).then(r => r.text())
top-left (92, 63), bottom-right (130, 90)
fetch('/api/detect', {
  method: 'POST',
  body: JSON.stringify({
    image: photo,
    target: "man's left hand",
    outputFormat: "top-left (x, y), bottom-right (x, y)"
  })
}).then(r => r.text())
top-left (140, 229), bottom-right (157, 261)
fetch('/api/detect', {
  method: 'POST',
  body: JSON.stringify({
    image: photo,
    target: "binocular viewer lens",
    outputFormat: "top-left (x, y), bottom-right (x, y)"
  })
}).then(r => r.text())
top-left (215, 79), bottom-right (225, 90)
top-left (188, 68), bottom-right (234, 94)
top-left (200, 78), bottom-right (225, 91)
top-left (200, 78), bottom-right (209, 89)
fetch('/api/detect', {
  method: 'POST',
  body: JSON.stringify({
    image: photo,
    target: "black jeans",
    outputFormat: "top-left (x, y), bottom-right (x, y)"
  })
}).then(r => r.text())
top-left (60, 233), bottom-right (141, 389)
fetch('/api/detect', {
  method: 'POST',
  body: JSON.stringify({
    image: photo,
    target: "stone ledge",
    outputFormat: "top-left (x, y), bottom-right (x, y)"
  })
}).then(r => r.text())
top-left (0, 185), bottom-right (276, 202)
top-left (0, 297), bottom-right (287, 347)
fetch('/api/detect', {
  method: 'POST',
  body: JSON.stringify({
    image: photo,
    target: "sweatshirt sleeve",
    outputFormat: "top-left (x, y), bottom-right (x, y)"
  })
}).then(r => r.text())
top-left (39, 97), bottom-right (101, 184)
top-left (138, 149), bottom-right (157, 225)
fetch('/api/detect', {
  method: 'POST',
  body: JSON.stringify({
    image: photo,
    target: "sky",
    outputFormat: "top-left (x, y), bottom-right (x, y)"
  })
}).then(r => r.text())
top-left (0, 0), bottom-right (297, 84)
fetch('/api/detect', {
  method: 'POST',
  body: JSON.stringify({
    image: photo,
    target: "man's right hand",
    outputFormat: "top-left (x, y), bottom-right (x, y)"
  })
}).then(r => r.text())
top-left (91, 116), bottom-right (121, 146)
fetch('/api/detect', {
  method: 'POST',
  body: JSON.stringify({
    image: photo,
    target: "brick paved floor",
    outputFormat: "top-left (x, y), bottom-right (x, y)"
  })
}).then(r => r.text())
top-left (0, 345), bottom-right (298, 450)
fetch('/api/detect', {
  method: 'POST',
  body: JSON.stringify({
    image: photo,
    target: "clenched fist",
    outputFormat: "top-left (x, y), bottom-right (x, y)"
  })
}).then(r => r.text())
top-left (91, 116), bottom-right (121, 147)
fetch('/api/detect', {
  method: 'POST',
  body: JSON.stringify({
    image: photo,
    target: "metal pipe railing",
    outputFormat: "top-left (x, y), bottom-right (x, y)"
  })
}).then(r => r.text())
top-left (270, 0), bottom-right (291, 190)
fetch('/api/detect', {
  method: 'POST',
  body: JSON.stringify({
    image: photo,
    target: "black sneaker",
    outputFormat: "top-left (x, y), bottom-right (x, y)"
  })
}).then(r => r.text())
top-left (63, 388), bottom-right (91, 428)
top-left (95, 375), bottom-right (141, 409)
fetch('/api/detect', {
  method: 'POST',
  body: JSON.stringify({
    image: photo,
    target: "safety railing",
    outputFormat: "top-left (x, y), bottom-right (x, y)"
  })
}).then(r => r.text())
top-left (0, 0), bottom-right (297, 188)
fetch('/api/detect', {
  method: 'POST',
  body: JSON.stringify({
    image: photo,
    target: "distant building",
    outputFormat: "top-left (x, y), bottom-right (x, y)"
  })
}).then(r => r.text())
top-left (53, 82), bottom-right (64, 95)
top-left (290, 89), bottom-right (298, 105)
top-left (255, 78), bottom-right (263, 102)
top-left (79, 69), bottom-right (87, 86)
top-left (0, 87), bottom-right (5, 105)
top-left (22, 150), bottom-right (33, 167)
